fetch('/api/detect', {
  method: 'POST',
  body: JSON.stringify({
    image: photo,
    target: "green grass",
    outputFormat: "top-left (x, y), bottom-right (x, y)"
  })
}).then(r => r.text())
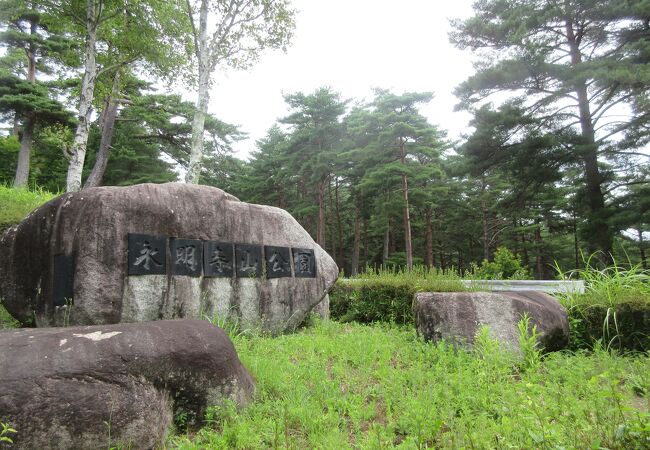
top-left (345, 266), bottom-right (466, 292)
top-left (558, 256), bottom-right (650, 309)
top-left (557, 257), bottom-right (650, 352)
top-left (170, 320), bottom-right (650, 449)
top-left (0, 185), bottom-right (56, 234)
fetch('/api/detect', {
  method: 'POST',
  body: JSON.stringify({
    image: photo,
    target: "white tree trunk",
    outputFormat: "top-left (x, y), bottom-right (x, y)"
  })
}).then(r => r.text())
top-left (185, 0), bottom-right (210, 184)
top-left (14, 117), bottom-right (34, 188)
top-left (66, 1), bottom-right (98, 192)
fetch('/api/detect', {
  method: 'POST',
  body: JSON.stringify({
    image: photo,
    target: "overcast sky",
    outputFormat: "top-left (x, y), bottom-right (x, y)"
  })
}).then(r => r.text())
top-left (201, 0), bottom-right (477, 159)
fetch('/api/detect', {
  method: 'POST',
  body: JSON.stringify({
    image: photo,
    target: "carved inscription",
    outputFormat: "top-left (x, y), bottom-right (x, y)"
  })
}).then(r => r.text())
top-left (235, 244), bottom-right (262, 278)
top-left (204, 242), bottom-right (234, 277)
top-left (53, 253), bottom-right (74, 307)
top-left (293, 248), bottom-right (316, 278)
top-left (265, 246), bottom-right (292, 278)
top-left (171, 238), bottom-right (203, 277)
top-left (128, 234), bottom-right (166, 275)
top-left (126, 234), bottom-right (315, 280)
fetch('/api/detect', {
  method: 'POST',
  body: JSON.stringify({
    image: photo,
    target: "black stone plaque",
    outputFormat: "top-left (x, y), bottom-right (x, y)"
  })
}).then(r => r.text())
top-left (204, 241), bottom-right (234, 277)
top-left (53, 253), bottom-right (74, 307)
top-left (235, 244), bottom-right (262, 278)
top-left (128, 234), bottom-right (166, 275)
top-left (171, 238), bottom-right (203, 276)
top-left (293, 248), bottom-right (316, 278)
top-left (265, 246), bottom-right (292, 279)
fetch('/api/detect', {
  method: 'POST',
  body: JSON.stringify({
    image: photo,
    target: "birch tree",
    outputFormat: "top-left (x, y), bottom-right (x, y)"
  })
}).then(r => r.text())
top-left (183, 0), bottom-right (295, 184)
top-left (45, 0), bottom-right (191, 192)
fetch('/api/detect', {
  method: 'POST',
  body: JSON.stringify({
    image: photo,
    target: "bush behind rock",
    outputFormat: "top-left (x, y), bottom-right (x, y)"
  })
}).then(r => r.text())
top-left (0, 185), bottom-right (55, 234)
top-left (330, 267), bottom-right (465, 324)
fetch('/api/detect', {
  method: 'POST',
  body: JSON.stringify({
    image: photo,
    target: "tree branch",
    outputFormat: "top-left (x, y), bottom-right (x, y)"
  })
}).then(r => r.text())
top-left (184, 0), bottom-right (201, 62)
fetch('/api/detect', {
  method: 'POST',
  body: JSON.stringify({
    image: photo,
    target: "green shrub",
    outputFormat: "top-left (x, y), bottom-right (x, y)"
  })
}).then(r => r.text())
top-left (469, 246), bottom-right (531, 279)
top-left (0, 301), bottom-right (19, 329)
top-left (557, 256), bottom-right (650, 352)
top-left (571, 303), bottom-right (650, 352)
top-left (0, 185), bottom-right (56, 233)
top-left (330, 266), bottom-right (465, 324)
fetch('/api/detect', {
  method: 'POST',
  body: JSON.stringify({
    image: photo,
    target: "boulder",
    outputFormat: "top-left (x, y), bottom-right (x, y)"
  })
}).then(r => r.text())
top-left (0, 319), bottom-right (254, 450)
top-left (0, 183), bottom-right (338, 333)
top-left (413, 291), bottom-right (569, 352)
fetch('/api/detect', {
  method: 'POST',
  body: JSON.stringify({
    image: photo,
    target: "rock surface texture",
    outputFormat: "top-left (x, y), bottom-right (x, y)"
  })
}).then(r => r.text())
top-left (0, 319), bottom-right (254, 450)
top-left (413, 291), bottom-right (569, 352)
top-left (0, 183), bottom-right (338, 332)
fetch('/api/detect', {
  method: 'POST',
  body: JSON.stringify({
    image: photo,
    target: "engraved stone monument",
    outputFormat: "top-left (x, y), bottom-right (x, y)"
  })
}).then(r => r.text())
top-left (0, 183), bottom-right (338, 333)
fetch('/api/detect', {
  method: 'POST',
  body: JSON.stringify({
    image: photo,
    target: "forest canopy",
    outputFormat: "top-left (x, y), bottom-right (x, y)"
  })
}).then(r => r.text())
top-left (1, 0), bottom-right (648, 277)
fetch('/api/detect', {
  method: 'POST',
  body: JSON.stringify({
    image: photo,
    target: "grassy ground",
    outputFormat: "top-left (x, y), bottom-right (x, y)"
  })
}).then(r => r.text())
top-left (0, 185), bottom-right (56, 234)
top-left (170, 320), bottom-right (649, 449)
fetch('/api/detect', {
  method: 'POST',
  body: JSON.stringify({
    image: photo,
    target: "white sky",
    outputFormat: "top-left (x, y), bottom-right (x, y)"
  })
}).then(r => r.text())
top-left (201, 0), bottom-right (476, 159)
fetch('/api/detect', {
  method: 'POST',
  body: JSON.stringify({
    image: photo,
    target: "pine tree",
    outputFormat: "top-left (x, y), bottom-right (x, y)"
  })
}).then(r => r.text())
top-left (281, 87), bottom-right (347, 247)
top-left (0, 0), bottom-right (73, 186)
top-left (451, 0), bottom-right (650, 261)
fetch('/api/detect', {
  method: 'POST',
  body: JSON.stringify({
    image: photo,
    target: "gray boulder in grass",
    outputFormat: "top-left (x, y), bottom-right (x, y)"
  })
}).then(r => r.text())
top-left (0, 319), bottom-right (255, 450)
top-left (0, 182), bottom-right (338, 333)
top-left (413, 291), bottom-right (569, 352)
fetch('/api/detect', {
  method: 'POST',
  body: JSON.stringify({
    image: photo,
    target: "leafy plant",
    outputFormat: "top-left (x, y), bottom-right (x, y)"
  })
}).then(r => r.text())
top-left (557, 253), bottom-right (650, 308)
top-left (470, 246), bottom-right (531, 280)
top-left (0, 422), bottom-right (16, 444)
top-left (517, 313), bottom-right (542, 372)
top-left (201, 307), bottom-right (260, 340)
top-left (0, 300), bottom-right (19, 329)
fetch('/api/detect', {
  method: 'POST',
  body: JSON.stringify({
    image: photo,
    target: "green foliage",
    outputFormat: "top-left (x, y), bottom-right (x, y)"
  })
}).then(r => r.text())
top-left (0, 72), bottom-right (72, 124)
top-left (0, 135), bottom-right (19, 183)
top-left (560, 254), bottom-right (650, 308)
top-left (0, 422), bottom-right (16, 444)
top-left (382, 251), bottom-right (424, 271)
top-left (517, 313), bottom-right (542, 372)
top-left (29, 125), bottom-right (72, 191)
top-left (0, 300), bottom-right (19, 329)
top-left (471, 246), bottom-right (531, 280)
top-left (330, 266), bottom-right (465, 324)
top-left (558, 256), bottom-right (650, 352)
top-left (0, 184), bottom-right (55, 233)
top-left (200, 309), bottom-right (256, 341)
top-left (451, 0), bottom-right (650, 257)
top-left (170, 321), bottom-right (650, 449)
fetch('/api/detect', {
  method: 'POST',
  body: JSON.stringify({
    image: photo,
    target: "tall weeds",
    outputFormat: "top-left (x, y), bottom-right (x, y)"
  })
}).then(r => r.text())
top-left (556, 253), bottom-right (650, 309)
top-left (556, 254), bottom-right (650, 352)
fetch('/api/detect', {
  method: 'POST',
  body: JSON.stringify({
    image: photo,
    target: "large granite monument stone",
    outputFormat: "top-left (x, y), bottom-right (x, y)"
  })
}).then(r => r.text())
top-left (0, 183), bottom-right (338, 333)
